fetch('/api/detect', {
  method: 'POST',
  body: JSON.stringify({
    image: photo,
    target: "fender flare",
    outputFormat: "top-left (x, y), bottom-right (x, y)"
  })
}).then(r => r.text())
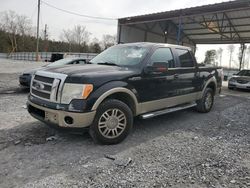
top-left (201, 76), bottom-right (217, 97)
top-left (91, 87), bottom-right (139, 115)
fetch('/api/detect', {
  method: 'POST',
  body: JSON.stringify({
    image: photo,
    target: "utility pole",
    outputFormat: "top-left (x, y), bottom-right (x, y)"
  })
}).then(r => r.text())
top-left (44, 24), bottom-right (49, 52)
top-left (44, 24), bottom-right (48, 40)
top-left (36, 0), bottom-right (41, 61)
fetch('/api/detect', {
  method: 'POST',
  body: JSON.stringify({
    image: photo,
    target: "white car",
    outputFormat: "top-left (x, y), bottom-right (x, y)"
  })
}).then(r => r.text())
top-left (228, 70), bottom-right (250, 90)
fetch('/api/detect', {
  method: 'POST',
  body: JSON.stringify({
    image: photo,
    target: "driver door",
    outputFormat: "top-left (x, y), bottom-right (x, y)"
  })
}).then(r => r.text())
top-left (135, 47), bottom-right (179, 103)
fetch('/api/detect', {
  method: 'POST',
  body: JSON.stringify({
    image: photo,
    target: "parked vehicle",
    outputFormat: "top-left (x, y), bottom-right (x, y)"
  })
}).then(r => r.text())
top-left (50, 53), bottom-right (64, 62)
top-left (228, 69), bottom-right (250, 90)
top-left (19, 58), bottom-right (86, 87)
top-left (27, 43), bottom-right (223, 144)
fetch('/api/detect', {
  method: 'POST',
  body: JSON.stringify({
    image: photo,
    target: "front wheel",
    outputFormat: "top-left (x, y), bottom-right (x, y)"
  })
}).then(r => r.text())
top-left (89, 99), bottom-right (133, 145)
top-left (196, 88), bottom-right (214, 113)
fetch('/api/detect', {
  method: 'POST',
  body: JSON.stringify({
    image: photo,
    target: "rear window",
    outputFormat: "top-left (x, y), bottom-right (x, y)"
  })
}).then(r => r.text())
top-left (176, 49), bottom-right (194, 67)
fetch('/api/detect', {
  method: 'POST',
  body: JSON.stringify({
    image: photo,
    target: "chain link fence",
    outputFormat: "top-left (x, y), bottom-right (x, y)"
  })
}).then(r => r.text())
top-left (0, 53), bottom-right (7, 59)
top-left (0, 52), bottom-right (97, 62)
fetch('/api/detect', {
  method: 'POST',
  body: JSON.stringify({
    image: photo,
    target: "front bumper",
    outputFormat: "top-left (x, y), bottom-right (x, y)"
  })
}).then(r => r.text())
top-left (27, 100), bottom-right (96, 128)
top-left (228, 82), bottom-right (250, 90)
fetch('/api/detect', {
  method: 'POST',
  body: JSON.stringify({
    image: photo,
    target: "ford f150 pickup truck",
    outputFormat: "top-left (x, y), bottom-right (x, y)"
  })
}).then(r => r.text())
top-left (27, 43), bottom-right (223, 144)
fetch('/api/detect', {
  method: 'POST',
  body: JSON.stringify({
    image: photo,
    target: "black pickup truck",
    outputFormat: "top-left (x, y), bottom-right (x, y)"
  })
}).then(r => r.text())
top-left (27, 43), bottom-right (223, 144)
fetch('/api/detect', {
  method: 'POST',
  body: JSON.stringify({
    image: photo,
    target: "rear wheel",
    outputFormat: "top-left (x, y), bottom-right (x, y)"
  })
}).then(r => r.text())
top-left (89, 99), bottom-right (133, 145)
top-left (196, 88), bottom-right (214, 113)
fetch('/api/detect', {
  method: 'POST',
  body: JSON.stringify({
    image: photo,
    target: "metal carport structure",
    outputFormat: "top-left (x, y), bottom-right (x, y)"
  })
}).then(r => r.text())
top-left (117, 0), bottom-right (250, 68)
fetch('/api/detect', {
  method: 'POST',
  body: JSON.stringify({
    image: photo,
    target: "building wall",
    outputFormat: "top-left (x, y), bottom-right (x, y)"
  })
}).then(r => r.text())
top-left (118, 21), bottom-right (195, 51)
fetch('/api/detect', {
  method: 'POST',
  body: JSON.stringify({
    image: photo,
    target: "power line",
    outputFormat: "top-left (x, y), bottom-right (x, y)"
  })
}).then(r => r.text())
top-left (41, 0), bottom-right (117, 21)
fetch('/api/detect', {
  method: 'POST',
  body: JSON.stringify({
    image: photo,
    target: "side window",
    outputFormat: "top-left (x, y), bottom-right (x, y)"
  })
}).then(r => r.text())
top-left (176, 49), bottom-right (194, 67)
top-left (78, 60), bottom-right (86, 64)
top-left (150, 48), bottom-right (175, 68)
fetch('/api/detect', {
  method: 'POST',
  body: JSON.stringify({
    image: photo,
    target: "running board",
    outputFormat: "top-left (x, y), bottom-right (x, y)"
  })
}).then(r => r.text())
top-left (140, 102), bottom-right (197, 119)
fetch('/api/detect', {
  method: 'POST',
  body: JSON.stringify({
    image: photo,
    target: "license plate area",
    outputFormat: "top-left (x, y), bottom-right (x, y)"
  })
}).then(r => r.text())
top-left (28, 105), bottom-right (45, 119)
top-left (45, 111), bottom-right (58, 124)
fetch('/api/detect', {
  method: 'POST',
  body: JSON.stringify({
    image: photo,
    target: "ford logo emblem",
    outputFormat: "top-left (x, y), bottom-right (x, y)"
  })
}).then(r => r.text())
top-left (34, 82), bottom-right (45, 90)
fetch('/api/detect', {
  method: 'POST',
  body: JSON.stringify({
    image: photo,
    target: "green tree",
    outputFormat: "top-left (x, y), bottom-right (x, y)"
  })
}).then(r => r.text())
top-left (89, 38), bottom-right (102, 53)
top-left (102, 34), bottom-right (116, 49)
top-left (0, 10), bottom-right (32, 53)
top-left (238, 44), bottom-right (247, 70)
top-left (216, 48), bottom-right (223, 67)
top-left (204, 50), bottom-right (216, 65)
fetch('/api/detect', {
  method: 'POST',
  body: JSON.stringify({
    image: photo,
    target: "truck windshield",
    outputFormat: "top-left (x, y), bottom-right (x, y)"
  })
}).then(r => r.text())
top-left (237, 70), bottom-right (250, 76)
top-left (90, 45), bottom-right (148, 66)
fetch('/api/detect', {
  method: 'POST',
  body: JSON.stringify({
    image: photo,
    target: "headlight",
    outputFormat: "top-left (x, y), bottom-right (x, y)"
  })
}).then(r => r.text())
top-left (61, 83), bottom-right (93, 104)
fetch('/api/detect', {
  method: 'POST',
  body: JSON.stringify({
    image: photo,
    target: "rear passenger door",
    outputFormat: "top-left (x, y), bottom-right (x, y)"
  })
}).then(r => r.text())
top-left (173, 48), bottom-right (198, 95)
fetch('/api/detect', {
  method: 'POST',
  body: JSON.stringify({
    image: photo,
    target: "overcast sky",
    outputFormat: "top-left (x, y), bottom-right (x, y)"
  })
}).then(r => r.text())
top-left (1, 0), bottom-right (248, 67)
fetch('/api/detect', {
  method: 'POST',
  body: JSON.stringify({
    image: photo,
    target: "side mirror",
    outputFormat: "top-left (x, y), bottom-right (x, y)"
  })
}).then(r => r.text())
top-left (144, 62), bottom-right (168, 74)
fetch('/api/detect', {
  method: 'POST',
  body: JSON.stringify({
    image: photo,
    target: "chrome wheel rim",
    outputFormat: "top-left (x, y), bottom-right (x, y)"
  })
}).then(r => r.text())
top-left (205, 92), bottom-right (213, 110)
top-left (98, 108), bottom-right (127, 139)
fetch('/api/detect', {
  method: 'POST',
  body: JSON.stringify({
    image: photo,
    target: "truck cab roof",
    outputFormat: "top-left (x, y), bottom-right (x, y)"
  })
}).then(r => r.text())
top-left (117, 42), bottom-right (192, 51)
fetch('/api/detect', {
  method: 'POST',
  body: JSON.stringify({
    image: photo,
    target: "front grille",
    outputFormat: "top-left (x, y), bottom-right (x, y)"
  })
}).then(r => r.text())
top-left (34, 75), bottom-right (54, 83)
top-left (31, 88), bottom-right (51, 99)
top-left (31, 74), bottom-right (61, 102)
top-left (31, 75), bottom-right (55, 100)
top-left (237, 80), bottom-right (248, 84)
top-left (30, 71), bottom-right (67, 102)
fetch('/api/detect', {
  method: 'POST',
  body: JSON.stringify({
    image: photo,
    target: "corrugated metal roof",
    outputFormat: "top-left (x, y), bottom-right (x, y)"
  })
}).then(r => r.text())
top-left (119, 0), bottom-right (250, 44)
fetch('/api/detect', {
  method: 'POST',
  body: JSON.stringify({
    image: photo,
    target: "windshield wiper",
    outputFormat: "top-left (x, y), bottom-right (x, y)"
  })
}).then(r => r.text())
top-left (97, 62), bottom-right (118, 66)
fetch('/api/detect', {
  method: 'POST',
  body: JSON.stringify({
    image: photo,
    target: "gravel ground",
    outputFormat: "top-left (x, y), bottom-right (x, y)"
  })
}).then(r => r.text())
top-left (0, 59), bottom-right (250, 188)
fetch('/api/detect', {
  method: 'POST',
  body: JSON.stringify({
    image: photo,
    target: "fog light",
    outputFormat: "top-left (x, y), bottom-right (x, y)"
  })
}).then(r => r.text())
top-left (64, 116), bottom-right (73, 125)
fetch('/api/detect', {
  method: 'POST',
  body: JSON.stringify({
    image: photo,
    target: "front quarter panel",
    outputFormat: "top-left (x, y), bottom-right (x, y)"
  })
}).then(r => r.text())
top-left (85, 81), bottom-right (139, 113)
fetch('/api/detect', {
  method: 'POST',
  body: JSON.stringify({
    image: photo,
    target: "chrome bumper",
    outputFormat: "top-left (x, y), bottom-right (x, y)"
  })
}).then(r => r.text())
top-left (27, 101), bottom-right (96, 128)
top-left (228, 82), bottom-right (250, 89)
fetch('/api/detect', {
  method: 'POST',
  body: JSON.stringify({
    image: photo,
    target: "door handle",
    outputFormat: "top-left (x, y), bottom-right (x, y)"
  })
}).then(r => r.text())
top-left (174, 74), bottom-right (179, 79)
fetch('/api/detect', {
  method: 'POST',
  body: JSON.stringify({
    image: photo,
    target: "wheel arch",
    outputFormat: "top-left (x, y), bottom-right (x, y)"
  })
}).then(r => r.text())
top-left (202, 76), bottom-right (217, 96)
top-left (91, 87), bottom-right (139, 116)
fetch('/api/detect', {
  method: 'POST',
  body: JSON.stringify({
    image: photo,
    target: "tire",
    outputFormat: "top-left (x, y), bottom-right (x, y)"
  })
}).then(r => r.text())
top-left (89, 99), bottom-right (133, 145)
top-left (196, 88), bottom-right (214, 113)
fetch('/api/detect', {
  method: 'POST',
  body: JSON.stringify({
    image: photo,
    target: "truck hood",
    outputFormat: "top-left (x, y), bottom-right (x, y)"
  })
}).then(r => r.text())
top-left (42, 64), bottom-right (139, 85)
top-left (43, 64), bottom-right (136, 76)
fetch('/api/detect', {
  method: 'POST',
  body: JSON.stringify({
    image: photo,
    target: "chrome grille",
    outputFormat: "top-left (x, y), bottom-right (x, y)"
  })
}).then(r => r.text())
top-left (237, 80), bottom-right (248, 84)
top-left (31, 75), bottom-right (55, 100)
top-left (30, 71), bottom-right (67, 102)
